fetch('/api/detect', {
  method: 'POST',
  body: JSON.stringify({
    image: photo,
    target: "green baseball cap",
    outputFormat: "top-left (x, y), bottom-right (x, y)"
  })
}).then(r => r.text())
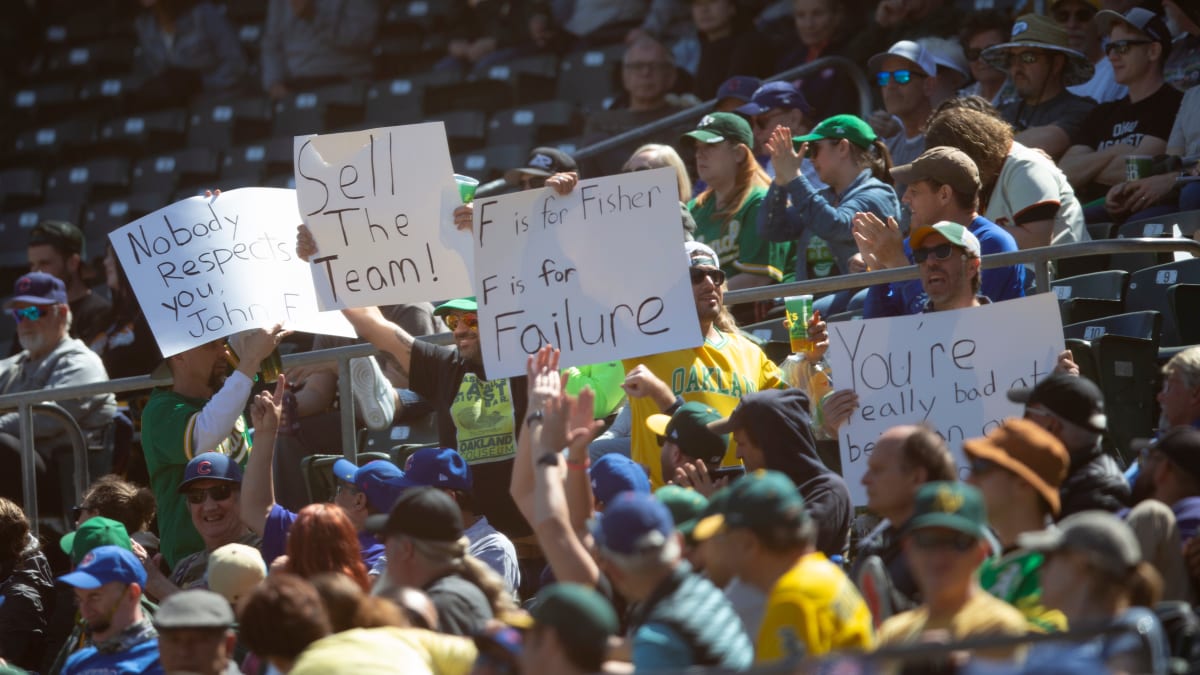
top-left (433, 297), bottom-right (477, 315)
top-left (681, 485), bottom-right (731, 541)
top-left (681, 112), bottom-right (754, 148)
top-left (60, 517), bottom-right (133, 565)
top-left (645, 401), bottom-right (729, 467)
top-left (654, 485), bottom-right (709, 527)
top-left (793, 114), bottom-right (877, 150)
top-left (528, 583), bottom-right (617, 657)
top-left (905, 481), bottom-right (988, 539)
top-left (692, 470), bottom-right (809, 546)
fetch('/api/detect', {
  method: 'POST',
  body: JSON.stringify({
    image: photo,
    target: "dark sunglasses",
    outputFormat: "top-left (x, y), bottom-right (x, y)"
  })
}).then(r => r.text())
top-left (336, 481), bottom-right (362, 496)
top-left (913, 243), bottom-right (957, 264)
top-left (1003, 51), bottom-right (1045, 67)
top-left (185, 484), bottom-right (235, 504)
top-left (1106, 39), bottom-right (1154, 56)
top-left (10, 306), bottom-right (46, 323)
top-left (444, 312), bottom-right (479, 331)
top-left (876, 69), bottom-right (920, 86)
top-left (71, 503), bottom-right (92, 522)
top-left (1053, 7), bottom-right (1095, 23)
top-left (911, 529), bottom-right (978, 552)
top-left (690, 268), bottom-right (726, 286)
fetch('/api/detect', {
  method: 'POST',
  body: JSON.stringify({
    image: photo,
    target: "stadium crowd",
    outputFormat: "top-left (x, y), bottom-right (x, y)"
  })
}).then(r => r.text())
top-left (2, 0), bottom-right (1200, 673)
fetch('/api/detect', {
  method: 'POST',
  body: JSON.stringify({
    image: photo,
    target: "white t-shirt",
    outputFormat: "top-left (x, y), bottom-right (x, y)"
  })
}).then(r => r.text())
top-left (985, 141), bottom-right (1089, 247)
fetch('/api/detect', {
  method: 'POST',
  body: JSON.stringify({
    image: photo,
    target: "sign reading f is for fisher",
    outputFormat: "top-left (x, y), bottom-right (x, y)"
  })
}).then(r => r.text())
top-left (294, 122), bottom-right (474, 309)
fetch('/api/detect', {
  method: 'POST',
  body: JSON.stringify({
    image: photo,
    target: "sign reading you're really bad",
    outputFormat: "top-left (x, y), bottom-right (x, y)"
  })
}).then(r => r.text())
top-left (473, 167), bottom-right (703, 379)
top-left (294, 122), bottom-right (473, 309)
top-left (825, 293), bottom-right (1064, 505)
top-left (110, 188), bottom-right (354, 357)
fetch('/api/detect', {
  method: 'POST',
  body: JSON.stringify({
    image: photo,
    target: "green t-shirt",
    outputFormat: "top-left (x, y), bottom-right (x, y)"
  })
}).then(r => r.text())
top-left (978, 547), bottom-right (1067, 633)
top-left (689, 186), bottom-right (793, 282)
top-left (141, 389), bottom-right (251, 569)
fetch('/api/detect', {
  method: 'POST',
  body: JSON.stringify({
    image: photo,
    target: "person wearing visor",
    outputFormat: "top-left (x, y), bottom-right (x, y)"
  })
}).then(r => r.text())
top-left (867, 40), bottom-right (938, 174)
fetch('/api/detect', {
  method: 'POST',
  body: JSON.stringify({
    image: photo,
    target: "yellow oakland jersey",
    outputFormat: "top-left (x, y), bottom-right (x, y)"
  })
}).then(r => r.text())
top-left (624, 329), bottom-right (782, 487)
top-left (756, 552), bottom-right (875, 663)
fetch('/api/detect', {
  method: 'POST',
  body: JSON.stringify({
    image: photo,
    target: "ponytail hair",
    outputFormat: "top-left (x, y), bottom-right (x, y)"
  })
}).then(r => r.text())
top-left (1125, 562), bottom-right (1163, 608)
top-left (411, 536), bottom-right (517, 619)
top-left (848, 139), bottom-right (894, 186)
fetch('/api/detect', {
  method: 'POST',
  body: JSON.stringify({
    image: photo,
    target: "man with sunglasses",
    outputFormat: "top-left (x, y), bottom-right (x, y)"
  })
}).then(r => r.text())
top-left (0, 272), bottom-right (115, 518)
top-left (864, 219), bottom-right (989, 319)
top-left (965, 419), bottom-right (1070, 632)
top-left (143, 452), bottom-right (259, 602)
top-left (876, 482), bottom-right (1029, 663)
top-left (982, 14), bottom-right (1096, 159)
top-left (857, 146), bottom-right (1025, 318)
top-left (1060, 7), bottom-right (1182, 205)
top-left (1056, 0), bottom-right (1129, 104)
top-left (867, 41), bottom-right (937, 183)
top-left (1008, 373), bottom-right (1129, 518)
top-left (58, 545), bottom-right (163, 674)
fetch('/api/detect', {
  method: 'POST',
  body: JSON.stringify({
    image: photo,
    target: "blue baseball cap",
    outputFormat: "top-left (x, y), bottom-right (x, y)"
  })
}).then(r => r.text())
top-left (398, 447), bottom-right (473, 492)
top-left (332, 459), bottom-right (407, 514)
top-left (58, 545), bottom-right (146, 589)
top-left (178, 452), bottom-right (243, 491)
top-left (5, 272), bottom-right (67, 308)
top-left (590, 492), bottom-right (675, 555)
top-left (735, 81), bottom-right (813, 117)
top-left (589, 454), bottom-right (651, 506)
top-left (715, 75), bottom-right (762, 104)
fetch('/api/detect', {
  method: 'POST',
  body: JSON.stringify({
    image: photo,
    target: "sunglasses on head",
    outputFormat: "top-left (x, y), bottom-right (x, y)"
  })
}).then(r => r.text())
top-left (185, 484), bottom-right (235, 505)
top-left (876, 69), bottom-right (920, 86)
top-left (444, 312), bottom-right (479, 331)
top-left (911, 529), bottom-right (978, 552)
top-left (1053, 7), bottom-right (1095, 23)
top-left (913, 243), bottom-right (958, 264)
top-left (10, 306), bottom-right (46, 323)
top-left (690, 267), bottom-right (727, 286)
top-left (1106, 39), bottom-right (1154, 56)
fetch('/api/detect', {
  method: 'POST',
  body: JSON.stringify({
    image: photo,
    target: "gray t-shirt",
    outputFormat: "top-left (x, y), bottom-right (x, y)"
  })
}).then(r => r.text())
top-left (1000, 89), bottom-right (1095, 140)
top-left (425, 573), bottom-right (493, 637)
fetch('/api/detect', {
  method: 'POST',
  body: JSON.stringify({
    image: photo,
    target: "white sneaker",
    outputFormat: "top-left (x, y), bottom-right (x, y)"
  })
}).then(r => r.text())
top-left (351, 356), bottom-right (396, 431)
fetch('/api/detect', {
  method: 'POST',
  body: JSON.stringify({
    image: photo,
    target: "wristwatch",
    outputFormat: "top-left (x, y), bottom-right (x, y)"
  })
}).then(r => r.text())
top-left (536, 453), bottom-right (559, 467)
top-left (525, 410), bottom-right (544, 427)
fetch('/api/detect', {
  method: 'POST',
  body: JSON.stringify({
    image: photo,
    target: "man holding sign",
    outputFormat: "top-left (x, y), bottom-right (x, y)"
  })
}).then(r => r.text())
top-left (866, 222), bottom-right (987, 315)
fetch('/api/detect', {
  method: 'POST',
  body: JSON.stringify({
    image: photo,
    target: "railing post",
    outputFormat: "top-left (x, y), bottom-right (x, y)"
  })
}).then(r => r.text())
top-left (338, 356), bottom-right (357, 463)
top-left (18, 402), bottom-right (38, 537)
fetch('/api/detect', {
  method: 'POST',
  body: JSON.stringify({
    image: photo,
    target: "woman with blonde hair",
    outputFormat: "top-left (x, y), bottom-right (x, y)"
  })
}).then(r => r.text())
top-left (681, 112), bottom-right (792, 302)
top-left (622, 143), bottom-right (693, 201)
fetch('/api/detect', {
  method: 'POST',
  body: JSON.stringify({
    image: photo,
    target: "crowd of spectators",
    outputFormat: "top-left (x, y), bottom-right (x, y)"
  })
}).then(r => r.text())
top-left (2, 0), bottom-right (1200, 673)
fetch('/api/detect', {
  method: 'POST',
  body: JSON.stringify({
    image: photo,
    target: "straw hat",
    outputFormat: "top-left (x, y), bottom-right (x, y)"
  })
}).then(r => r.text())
top-left (981, 14), bottom-right (1095, 86)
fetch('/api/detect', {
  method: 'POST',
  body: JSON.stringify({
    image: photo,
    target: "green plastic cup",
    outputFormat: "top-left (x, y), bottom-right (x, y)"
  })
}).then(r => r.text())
top-left (455, 174), bottom-right (480, 203)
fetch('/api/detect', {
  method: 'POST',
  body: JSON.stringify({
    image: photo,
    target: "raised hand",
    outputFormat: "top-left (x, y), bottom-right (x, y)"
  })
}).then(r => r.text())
top-left (765, 125), bottom-right (801, 186)
top-left (295, 224), bottom-right (317, 261)
top-left (251, 374), bottom-right (287, 437)
top-left (453, 204), bottom-right (474, 232)
top-left (852, 211), bottom-right (907, 269)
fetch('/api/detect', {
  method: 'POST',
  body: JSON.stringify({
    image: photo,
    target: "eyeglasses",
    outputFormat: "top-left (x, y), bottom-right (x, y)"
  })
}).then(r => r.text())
top-left (335, 482), bottom-right (362, 496)
top-left (1003, 51), bottom-right (1046, 67)
top-left (913, 243), bottom-right (957, 264)
top-left (10, 306), bottom-right (46, 323)
top-left (910, 529), bottom-right (978, 552)
top-left (1106, 39), bottom-right (1154, 56)
top-left (518, 175), bottom-right (547, 191)
top-left (71, 503), bottom-right (93, 522)
top-left (185, 484), bottom-right (235, 505)
top-left (876, 70), bottom-right (921, 86)
top-left (1053, 7), bottom-right (1095, 23)
top-left (806, 140), bottom-right (833, 159)
top-left (690, 267), bottom-right (727, 286)
top-left (444, 312), bottom-right (479, 331)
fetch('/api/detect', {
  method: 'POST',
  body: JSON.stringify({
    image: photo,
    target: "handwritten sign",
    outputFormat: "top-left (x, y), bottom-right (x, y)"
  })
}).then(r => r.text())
top-left (294, 122), bottom-right (473, 309)
top-left (110, 188), bottom-right (355, 358)
top-left (826, 294), bottom-right (1063, 504)
top-left (473, 167), bottom-right (703, 378)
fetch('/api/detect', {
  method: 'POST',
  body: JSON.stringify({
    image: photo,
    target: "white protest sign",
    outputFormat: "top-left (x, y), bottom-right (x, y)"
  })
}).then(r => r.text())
top-left (110, 188), bottom-right (355, 358)
top-left (294, 122), bottom-right (473, 309)
top-left (472, 167), bottom-right (703, 378)
top-left (825, 293), bottom-right (1063, 505)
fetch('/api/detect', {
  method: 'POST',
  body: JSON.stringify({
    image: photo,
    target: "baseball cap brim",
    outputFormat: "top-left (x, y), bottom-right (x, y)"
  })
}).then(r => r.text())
top-left (691, 513), bottom-right (725, 542)
top-left (706, 414), bottom-right (738, 436)
top-left (4, 295), bottom-right (61, 308)
top-left (364, 513), bottom-right (389, 534)
top-left (58, 570), bottom-right (105, 589)
top-left (866, 53), bottom-right (926, 76)
top-left (1006, 387), bottom-right (1034, 404)
top-left (177, 474), bottom-right (241, 492)
top-left (963, 437), bottom-right (1062, 515)
top-left (434, 297), bottom-right (478, 315)
top-left (904, 513), bottom-right (985, 539)
top-left (504, 167), bottom-right (554, 185)
top-left (681, 129), bottom-right (726, 145)
top-left (734, 101), bottom-right (770, 116)
top-left (59, 531), bottom-right (77, 556)
top-left (332, 458), bottom-right (358, 484)
top-left (1015, 526), bottom-right (1066, 553)
top-left (646, 413), bottom-right (672, 437)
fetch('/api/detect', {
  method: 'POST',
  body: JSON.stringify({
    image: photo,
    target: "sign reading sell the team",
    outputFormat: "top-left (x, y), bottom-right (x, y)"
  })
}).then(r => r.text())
top-left (473, 167), bottom-right (703, 379)
top-left (294, 122), bottom-right (473, 309)
top-left (111, 188), bottom-right (355, 358)
top-left (825, 293), bottom-right (1064, 505)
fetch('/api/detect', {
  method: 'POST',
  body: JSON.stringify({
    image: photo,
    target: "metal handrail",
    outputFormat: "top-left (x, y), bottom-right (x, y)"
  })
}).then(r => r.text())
top-left (5, 238), bottom-right (1196, 533)
top-left (724, 237), bottom-right (1200, 306)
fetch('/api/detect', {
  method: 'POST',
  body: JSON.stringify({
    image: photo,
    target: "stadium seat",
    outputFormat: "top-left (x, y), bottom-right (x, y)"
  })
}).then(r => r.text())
top-left (187, 97), bottom-right (274, 151)
top-left (271, 82), bottom-right (366, 138)
top-left (0, 203), bottom-right (83, 244)
top-left (1063, 310), bottom-right (1162, 343)
top-left (1110, 214), bottom-right (1181, 273)
top-left (364, 78), bottom-right (426, 127)
top-left (12, 118), bottom-right (97, 160)
top-left (1050, 269), bottom-right (1128, 302)
top-left (453, 144), bottom-right (528, 183)
top-left (42, 39), bottom-right (136, 81)
top-left (482, 53), bottom-right (560, 105)
top-left (372, 36), bottom-right (429, 77)
top-left (424, 78), bottom-right (515, 116)
top-left (132, 147), bottom-right (221, 196)
top-left (0, 169), bottom-right (44, 210)
top-left (487, 100), bottom-right (578, 148)
top-left (44, 156), bottom-right (131, 203)
top-left (10, 82), bottom-right (78, 122)
top-left (1125, 258), bottom-right (1200, 347)
top-left (1169, 284), bottom-right (1200, 347)
top-left (431, 110), bottom-right (488, 154)
top-left (394, 0), bottom-right (453, 32)
top-left (97, 108), bottom-right (188, 155)
top-left (1055, 222), bottom-right (1114, 278)
top-left (556, 45), bottom-right (625, 113)
top-left (76, 76), bottom-right (134, 112)
top-left (300, 452), bottom-right (391, 505)
top-left (85, 192), bottom-right (169, 234)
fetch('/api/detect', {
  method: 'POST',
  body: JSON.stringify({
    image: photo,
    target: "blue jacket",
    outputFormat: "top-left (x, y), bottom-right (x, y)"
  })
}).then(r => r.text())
top-left (864, 215), bottom-right (1026, 318)
top-left (759, 169), bottom-right (900, 281)
top-left (63, 638), bottom-right (163, 675)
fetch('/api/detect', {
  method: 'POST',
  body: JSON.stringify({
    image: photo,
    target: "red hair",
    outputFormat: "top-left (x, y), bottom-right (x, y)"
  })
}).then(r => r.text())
top-left (285, 503), bottom-right (370, 592)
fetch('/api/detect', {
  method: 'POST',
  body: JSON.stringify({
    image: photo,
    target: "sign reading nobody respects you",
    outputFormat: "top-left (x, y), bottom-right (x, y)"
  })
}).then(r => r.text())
top-left (295, 122), bottom-right (473, 309)
top-left (474, 167), bottom-right (703, 378)
top-left (111, 188), bottom-right (354, 358)
top-left (826, 293), bottom-right (1064, 504)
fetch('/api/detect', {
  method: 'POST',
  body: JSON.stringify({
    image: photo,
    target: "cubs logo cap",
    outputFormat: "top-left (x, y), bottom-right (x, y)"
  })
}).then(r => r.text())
top-left (397, 447), bottom-right (473, 492)
top-left (332, 458), bottom-right (407, 514)
top-left (178, 452), bottom-right (243, 492)
top-left (58, 545), bottom-right (146, 589)
top-left (5, 272), bottom-right (67, 309)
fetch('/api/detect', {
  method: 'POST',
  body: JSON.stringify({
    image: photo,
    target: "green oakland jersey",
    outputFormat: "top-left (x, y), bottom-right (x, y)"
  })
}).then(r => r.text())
top-left (689, 186), bottom-right (791, 282)
top-left (979, 547), bottom-right (1067, 633)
